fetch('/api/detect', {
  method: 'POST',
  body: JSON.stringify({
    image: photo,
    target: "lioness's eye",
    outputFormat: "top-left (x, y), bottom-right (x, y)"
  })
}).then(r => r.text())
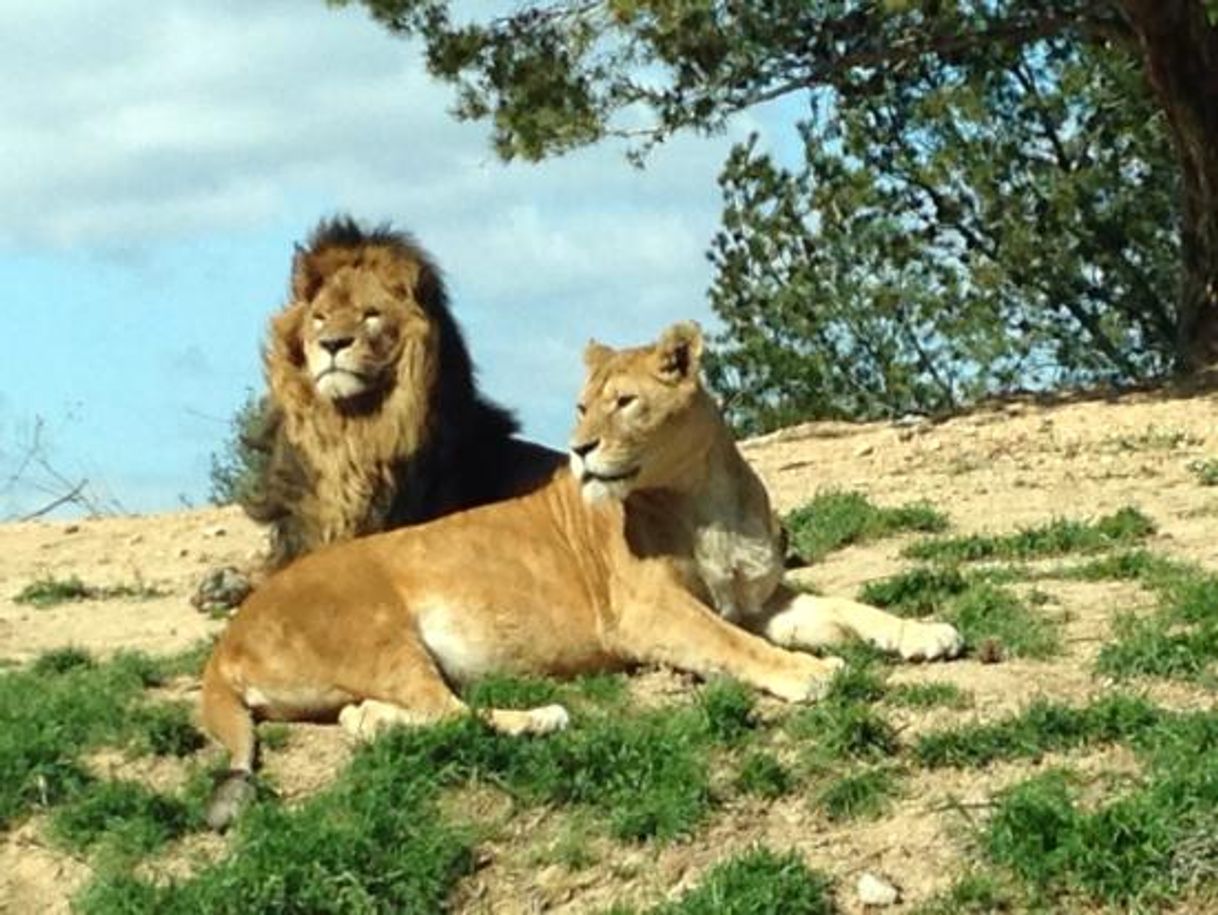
top-left (616, 395), bottom-right (636, 409)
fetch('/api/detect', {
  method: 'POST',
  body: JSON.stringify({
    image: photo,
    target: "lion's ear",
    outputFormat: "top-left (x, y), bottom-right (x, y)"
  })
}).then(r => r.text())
top-left (290, 244), bottom-right (323, 303)
top-left (654, 321), bottom-right (703, 384)
top-left (584, 340), bottom-right (612, 369)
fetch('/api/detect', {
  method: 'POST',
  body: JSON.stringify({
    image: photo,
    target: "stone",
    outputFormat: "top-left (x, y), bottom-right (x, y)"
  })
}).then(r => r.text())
top-left (856, 872), bottom-right (899, 907)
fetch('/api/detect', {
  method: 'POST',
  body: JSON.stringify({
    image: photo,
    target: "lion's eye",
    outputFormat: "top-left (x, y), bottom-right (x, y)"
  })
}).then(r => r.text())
top-left (576, 403), bottom-right (587, 416)
top-left (616, 395), bottom-right (636, 410)
top-left (362, 309), bottom-right (381, 323)
top-left (312, 313), bottom-right (326, 326)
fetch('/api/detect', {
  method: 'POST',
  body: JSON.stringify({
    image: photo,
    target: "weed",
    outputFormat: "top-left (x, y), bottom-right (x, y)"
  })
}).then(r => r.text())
top-left (791, 701), bottom-right (898, 765)
top-left (862, 569), bottom-right (1059, 659)
top-left (1189, 458), bottom-right (1218, 486)
top-left (49, 779), bottom-right (196, 861)
top-left (15, 575), bottom-right (93, 607)
top-left (80, 734), bottom-right (474, 914)
top-left (736, 751), bottom-right (795, 799)
top-left (697, 678), bottom-right (758, 745)
top-left (649, 846), bottom-right (835, 915)
top-left (815, 766), bottom-right (897, 821)
top-left (785, 489), bottom-right (948, 561)
top-left (127, 702), bottom-right (206, 757)
top-left (1105, 426), bottom-right (1203, 452)
top-left (0, 648), bottom-right (195, 826)
top-left (887, 681), bottom-right (972, 710)
top-left (258, 723), bottom-right (292, 751)
top-left (911, 871), bottom-right (1016, 914)
top-left (903, 506), bottom-right (1155, 563)
top-left (14, 575), bottom-right (166, 608)
top-left (913, 694), bottom-right (1161, 769)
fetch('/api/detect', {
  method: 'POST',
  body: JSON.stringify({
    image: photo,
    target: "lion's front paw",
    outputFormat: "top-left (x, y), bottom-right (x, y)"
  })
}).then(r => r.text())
top-left (897, 621), bottom-right (964, 662)
top-left (768, 654), bottom-right (845, 703)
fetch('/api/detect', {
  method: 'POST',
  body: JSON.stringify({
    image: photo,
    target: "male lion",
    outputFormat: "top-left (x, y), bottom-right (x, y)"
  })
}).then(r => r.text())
top-left (241, 216), bottom-right (561, 568)
top-left (202, 322), bottom-right (961, 828)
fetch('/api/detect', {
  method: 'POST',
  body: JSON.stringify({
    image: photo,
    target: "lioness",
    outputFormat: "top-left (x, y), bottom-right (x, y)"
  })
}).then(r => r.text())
top-left (202, 322), bottom-right (961, 828)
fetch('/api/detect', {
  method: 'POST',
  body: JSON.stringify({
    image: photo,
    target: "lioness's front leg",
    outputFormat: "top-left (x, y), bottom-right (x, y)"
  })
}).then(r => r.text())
top-left (612, 583), bottom-right (843, 702)
top-left (753, 585), bottom-right (962, 661)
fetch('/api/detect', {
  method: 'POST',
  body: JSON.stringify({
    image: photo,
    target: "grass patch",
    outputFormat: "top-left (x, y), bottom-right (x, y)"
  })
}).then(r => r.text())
top-left (14, 574), bottom-right (166, 608)
top-left (1095, 563), bottom-right (1218, 682)
top-left (736, 751), bottom-right (795, 799)
top-left (862, 568), bottom-right (1060, 659)
top-left (784, 489), bottom-right (948, 561)
top-left (911, 872), bottom-right (1016, 914)
top-left (887, 681), bottom-right (972, 710)
top-left (815, 766), bottom-right (897, 821)
top-left (80, 735), bottom-right (475, 914)
top-left (1189, 458), bottom-right (1218, 486)
top-left (913, 694), bottom-right (1161, 769)
top-left (903, 506), bottom-right (1155, 563)
top-left (49, 779), bottom-right (198, 862)
top-left (647, 846), bottom-right (835, 914)
top-left (0, 648), bottom-right (191, 826)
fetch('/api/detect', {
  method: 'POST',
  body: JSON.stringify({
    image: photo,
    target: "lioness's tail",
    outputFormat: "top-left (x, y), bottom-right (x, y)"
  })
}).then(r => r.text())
top-left (200, 649), bottom-right (257, 831)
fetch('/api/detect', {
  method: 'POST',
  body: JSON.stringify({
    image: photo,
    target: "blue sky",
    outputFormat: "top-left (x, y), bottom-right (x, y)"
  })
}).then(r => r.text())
top-left (0, 1), bottom-right (794, 517)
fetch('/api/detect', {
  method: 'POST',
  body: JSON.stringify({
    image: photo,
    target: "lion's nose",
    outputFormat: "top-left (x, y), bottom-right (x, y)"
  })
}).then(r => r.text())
top-left (319, 336), bottom-right (355, 356)
top-left (570, 439), bottom-right (600, 458)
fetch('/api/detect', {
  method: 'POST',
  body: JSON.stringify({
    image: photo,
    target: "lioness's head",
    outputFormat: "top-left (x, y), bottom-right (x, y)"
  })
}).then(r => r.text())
top-left (569, 322), bottom-right (707, 502)
top-left (273, 219), bottom-right (442, 405)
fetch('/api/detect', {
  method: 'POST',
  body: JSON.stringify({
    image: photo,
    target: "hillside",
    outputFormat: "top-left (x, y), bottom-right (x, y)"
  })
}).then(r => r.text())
top-left (2, 386), bottom-right (1216, 913)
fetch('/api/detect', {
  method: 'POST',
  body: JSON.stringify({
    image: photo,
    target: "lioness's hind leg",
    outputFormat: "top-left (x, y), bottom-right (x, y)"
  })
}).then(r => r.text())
top-left (199, 654), bottom-right (258, 831)
top-left (759, 588), bottom-right (963, 661)
top-left (335, 640), bottom-right (569, 741)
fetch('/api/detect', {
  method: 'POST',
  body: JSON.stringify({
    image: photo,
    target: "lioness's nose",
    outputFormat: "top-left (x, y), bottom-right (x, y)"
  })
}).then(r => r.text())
top-left (319, 336), bottom-right (355, 356)
top-left (570, 439), bottom-right (599, 458)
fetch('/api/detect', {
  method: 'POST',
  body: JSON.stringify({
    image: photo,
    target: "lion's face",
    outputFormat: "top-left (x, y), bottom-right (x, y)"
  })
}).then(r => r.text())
top-left (297, 264), bottom-right (422, 403)
top-left (569, 322), bottom-right (704, 502)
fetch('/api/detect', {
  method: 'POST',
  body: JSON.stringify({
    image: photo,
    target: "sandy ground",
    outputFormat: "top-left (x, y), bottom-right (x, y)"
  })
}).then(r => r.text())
top-left (2, 386), bottom-right (1216, 913)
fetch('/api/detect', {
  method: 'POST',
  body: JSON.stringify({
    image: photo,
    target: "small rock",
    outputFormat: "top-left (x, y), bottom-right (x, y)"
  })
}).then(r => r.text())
top-left (178, 548), bottom-right (190, 558)
top-left (128, 534), bottom-right (145, 545)
top-left (191, 566), bottom-right (253, 613)
top-left (854, 442), bottom-right (875, 457)
top-left (856, 872), bottom-right (899, 907)
top-left (205, 525), bottom-right (227, 538)
top-left (63, 523), bottom-right (80, 535)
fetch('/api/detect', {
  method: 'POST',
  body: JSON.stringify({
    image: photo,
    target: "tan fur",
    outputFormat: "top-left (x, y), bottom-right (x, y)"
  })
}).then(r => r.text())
top-left (202, 322), bottom-right (961, 829)
top-left (249, 219), bottom-right (561, 567)
top-left (266, 248), bottom-right (438, 544)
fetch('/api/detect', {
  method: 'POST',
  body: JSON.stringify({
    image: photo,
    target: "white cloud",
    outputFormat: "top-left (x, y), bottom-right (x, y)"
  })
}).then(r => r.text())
top-left (0, 0), bottom-right (782, 510)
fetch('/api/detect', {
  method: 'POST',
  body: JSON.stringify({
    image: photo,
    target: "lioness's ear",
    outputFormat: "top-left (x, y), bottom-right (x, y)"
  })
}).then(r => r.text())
top-left (290, 244), bottom-right (323, 303)
top-left (584, 339), bottom-right (612, 369)
top-left (655, 321), bottom-right (703, 384)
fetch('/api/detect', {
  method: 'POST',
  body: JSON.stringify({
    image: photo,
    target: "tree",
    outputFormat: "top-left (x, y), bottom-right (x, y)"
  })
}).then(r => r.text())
top-left (334, 0), bottom-right (1218, 380)
top-left (706, 40), bottom-right (1179, 431)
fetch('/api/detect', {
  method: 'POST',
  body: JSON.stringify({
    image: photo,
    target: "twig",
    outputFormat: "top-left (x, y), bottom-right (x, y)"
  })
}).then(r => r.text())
top-left (18, 479), bottom-right (89, 521)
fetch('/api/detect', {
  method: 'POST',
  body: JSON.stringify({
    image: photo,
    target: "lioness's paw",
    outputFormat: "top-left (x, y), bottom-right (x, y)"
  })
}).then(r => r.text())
top-left (897, 621), bottom-right (964, 662)
top-left (339, 700), bottom-right (404, 739)
top-left (526, 704), bottom-right (571, 735)
top-left (769, 654), bottom-right (845, 703)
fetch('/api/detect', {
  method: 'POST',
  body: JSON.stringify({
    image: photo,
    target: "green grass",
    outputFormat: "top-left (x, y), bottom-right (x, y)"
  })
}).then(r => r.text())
top-left (647, 847), bottom-right (835, 915)
top-left (14, 574), bottom-right (167, 608)
top-left (784, 489), bottom-right (948, 561)
top-left (1094, 563), bottom-right (1218, 682)
top-left (815, 766), bottom-right (898, 821)
top-left (887, 681), bottom-right (972, 710)
top-left (913, 694), bottom-right (1161, 769)
top-left (902, 506), bottom-right (1155, 563)
top-left (1189, 458), bottom-right (1218, 486)
top-left (0, 648), bottom-right (201, 827)
top-left (49, 779), bottom-right (200, 862)
top-left (861, 568), bottom-right (1060, 659)
top-left (911, 872), bottom-right (1016, 914)
top-left (80, 735), bottom-right (475, 914)
top-left (735, 751), bottom-right (795, 799)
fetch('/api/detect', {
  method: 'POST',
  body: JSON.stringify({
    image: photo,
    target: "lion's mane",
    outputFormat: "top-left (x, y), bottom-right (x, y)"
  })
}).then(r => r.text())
top-left (243, 216), bottom-right (560, 567)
